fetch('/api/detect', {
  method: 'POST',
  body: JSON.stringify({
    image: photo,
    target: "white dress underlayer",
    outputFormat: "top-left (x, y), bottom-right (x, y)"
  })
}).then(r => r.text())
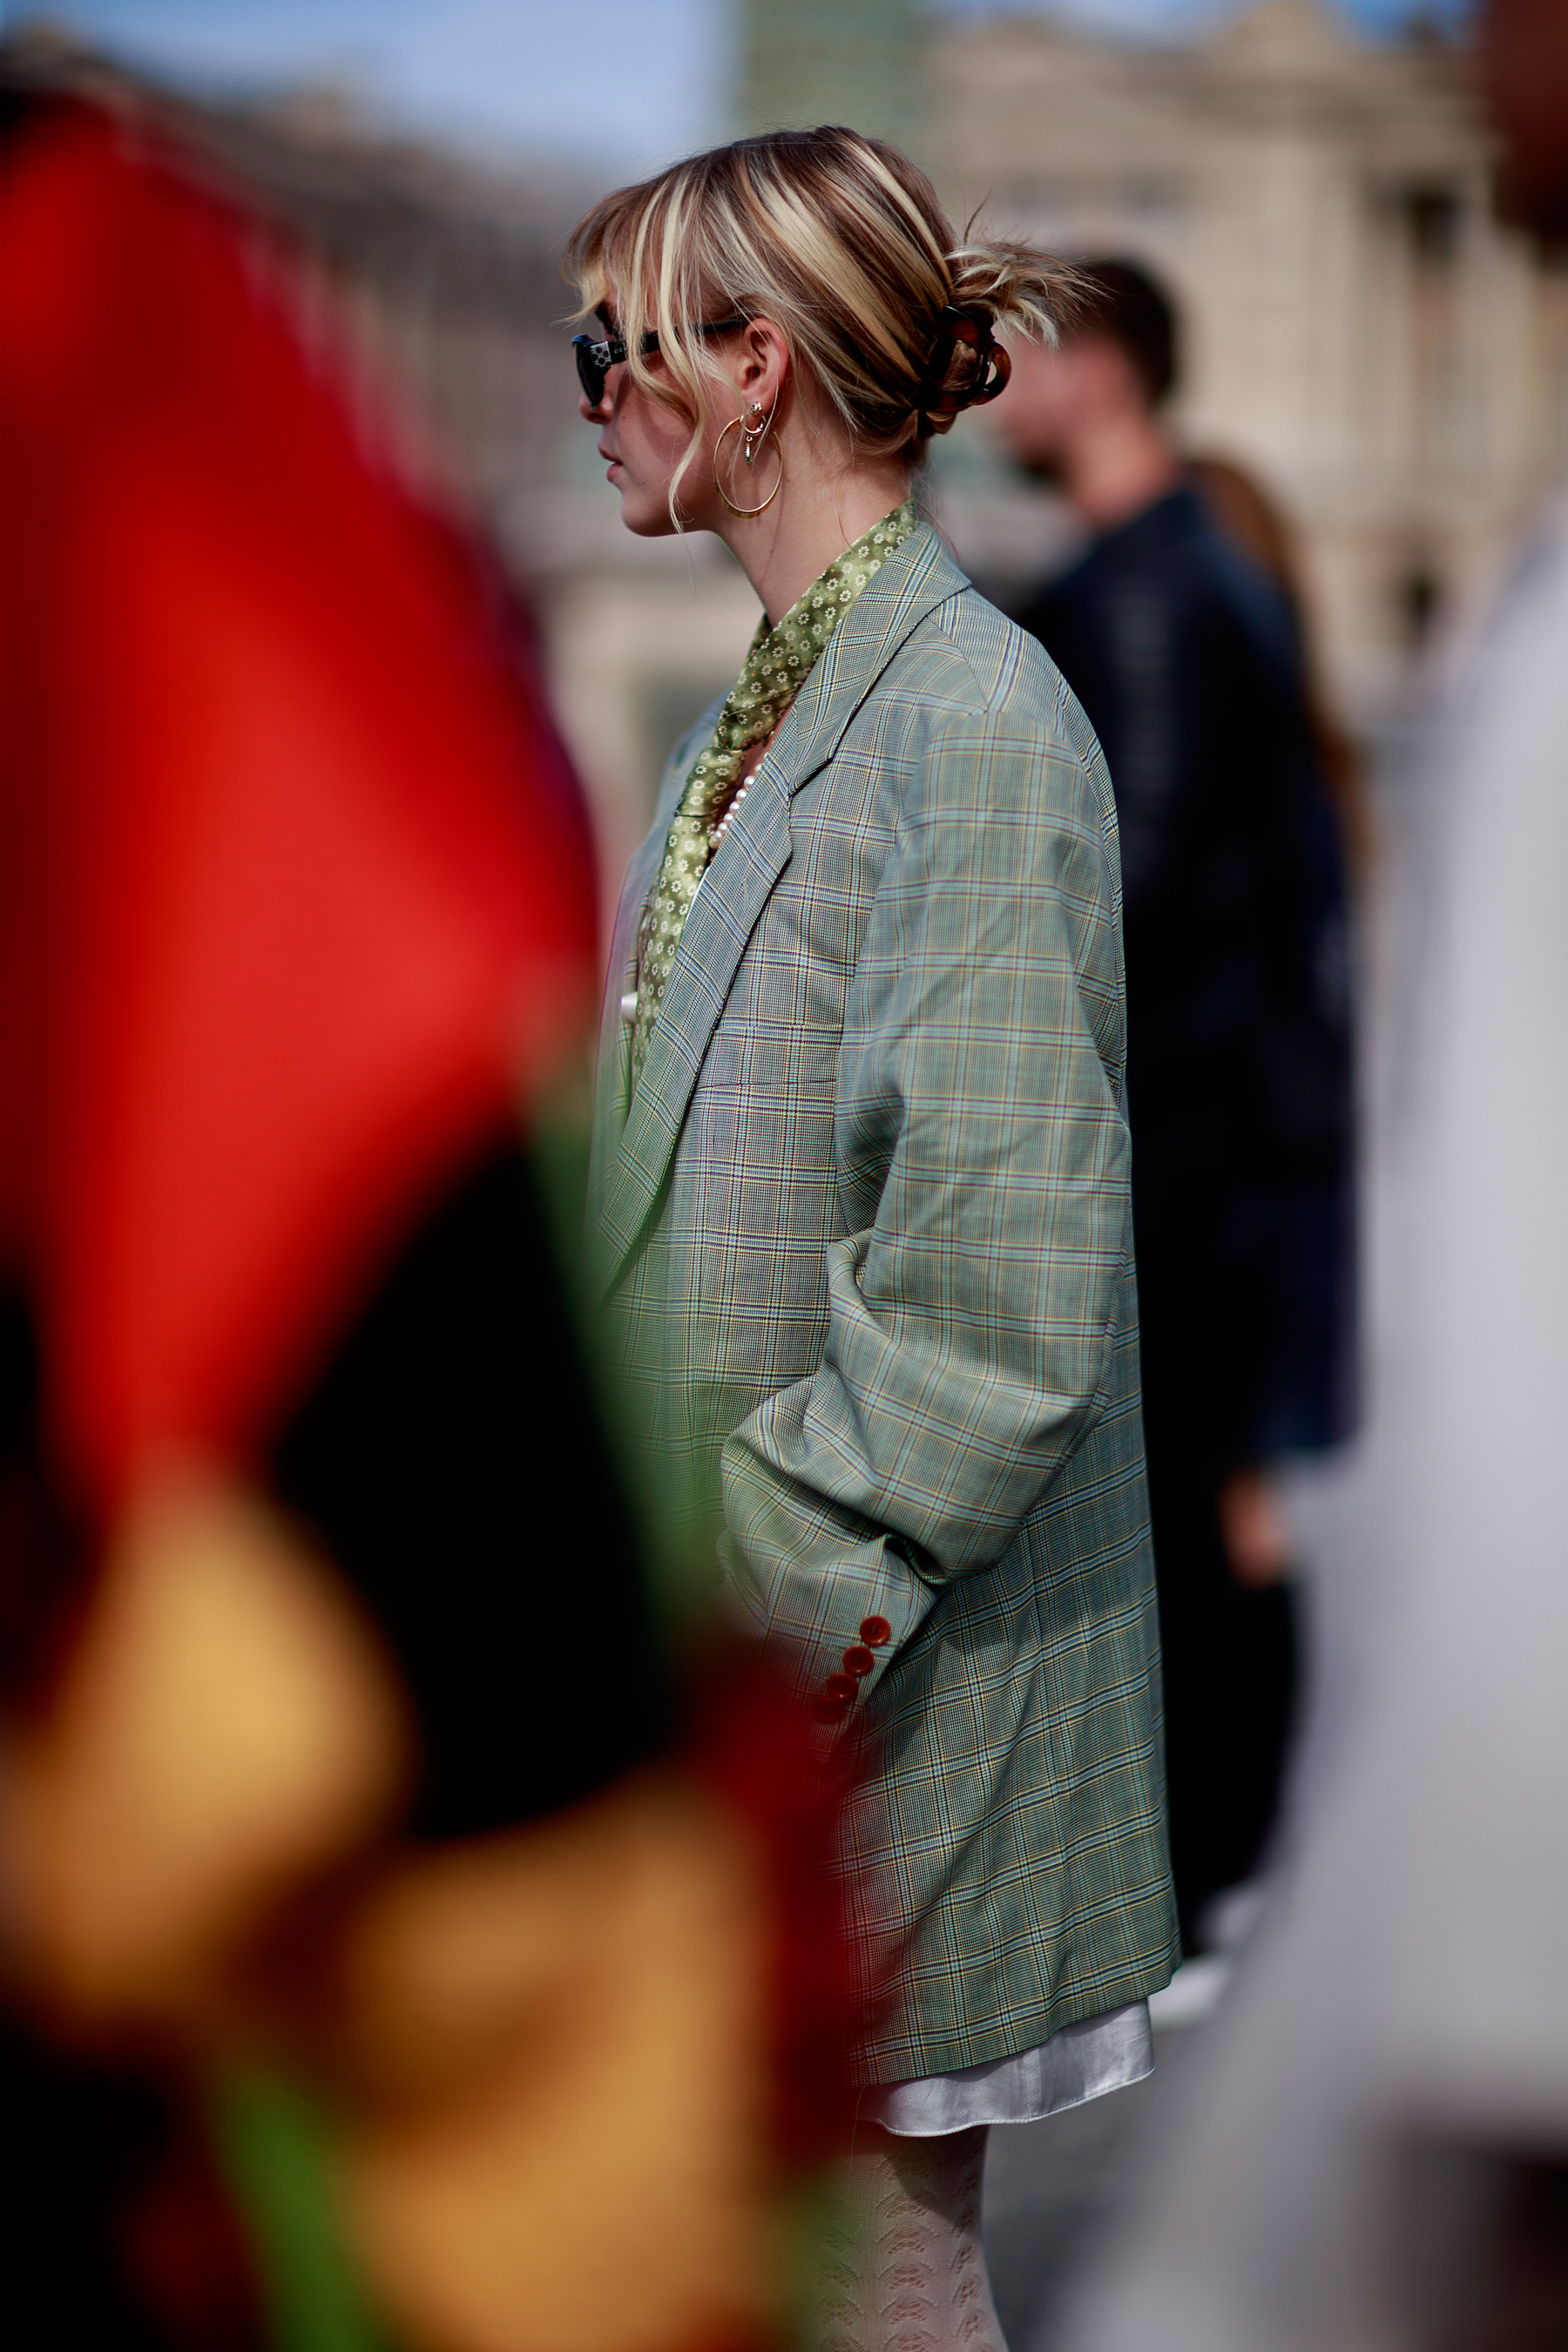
top-left (872, 1997), bottom-right (1154, 2137)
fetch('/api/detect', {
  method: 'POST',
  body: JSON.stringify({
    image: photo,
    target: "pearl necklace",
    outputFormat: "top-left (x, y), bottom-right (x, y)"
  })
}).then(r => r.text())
top-left (623, 774), bottom-right (755, 1028)
top-left (708, 768), bottom-right (757, 854)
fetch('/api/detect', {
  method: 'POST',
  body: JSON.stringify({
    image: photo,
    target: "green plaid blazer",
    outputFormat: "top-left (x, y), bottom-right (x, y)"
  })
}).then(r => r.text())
top-left (587, 524), bottom-right (1178, 2085)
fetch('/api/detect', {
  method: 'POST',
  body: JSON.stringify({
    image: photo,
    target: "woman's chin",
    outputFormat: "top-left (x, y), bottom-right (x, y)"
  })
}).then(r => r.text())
top-left (618, 495), bottom-right (681, 541)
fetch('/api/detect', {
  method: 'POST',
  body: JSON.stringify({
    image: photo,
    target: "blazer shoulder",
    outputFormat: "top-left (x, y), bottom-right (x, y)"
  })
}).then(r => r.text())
top-left (889, 584), bottom-right (1115, 825)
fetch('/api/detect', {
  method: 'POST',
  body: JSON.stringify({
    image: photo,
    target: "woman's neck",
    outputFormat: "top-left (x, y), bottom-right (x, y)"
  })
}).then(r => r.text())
top-left (720, 453), bottom-right (915, 625)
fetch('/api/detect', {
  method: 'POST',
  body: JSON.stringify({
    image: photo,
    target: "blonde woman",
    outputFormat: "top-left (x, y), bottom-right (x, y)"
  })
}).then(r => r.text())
top-left (570, 129), bottom-right (1178, 2345)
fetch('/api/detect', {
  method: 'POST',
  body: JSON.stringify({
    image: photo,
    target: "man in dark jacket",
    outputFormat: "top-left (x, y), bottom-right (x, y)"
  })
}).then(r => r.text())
top-left (997, 261), bottom-right (1355, 1950)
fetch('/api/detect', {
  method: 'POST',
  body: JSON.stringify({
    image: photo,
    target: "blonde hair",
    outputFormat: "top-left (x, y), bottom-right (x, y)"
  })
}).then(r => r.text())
top-left (564, 125), bottom-right (1077, 523)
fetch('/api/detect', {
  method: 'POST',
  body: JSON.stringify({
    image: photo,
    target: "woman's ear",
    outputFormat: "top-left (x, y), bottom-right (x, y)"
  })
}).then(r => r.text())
top-left (730, 318), bottom-right (790, 414)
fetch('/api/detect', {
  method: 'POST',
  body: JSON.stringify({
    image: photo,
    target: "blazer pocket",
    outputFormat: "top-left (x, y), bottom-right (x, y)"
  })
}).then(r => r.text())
top-left (702, 1022), bottom-right (841, 1101)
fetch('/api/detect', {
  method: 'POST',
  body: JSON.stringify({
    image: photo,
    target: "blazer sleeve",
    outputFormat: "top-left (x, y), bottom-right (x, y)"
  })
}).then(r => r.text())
top-left (718, 684), bottom-right (1134, 1700)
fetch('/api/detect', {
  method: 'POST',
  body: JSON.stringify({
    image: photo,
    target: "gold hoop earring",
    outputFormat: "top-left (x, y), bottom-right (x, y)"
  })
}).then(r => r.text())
top-left (713, 401), bottom-right (782, 517)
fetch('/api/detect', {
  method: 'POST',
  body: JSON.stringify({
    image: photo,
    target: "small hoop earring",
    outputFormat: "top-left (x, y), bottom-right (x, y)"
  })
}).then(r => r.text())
top-left (713, 401), bottom-right (782, 517)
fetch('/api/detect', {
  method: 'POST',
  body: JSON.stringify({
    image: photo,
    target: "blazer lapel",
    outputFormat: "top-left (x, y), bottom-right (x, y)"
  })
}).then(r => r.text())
top-left (768, 521), bottom-right (970, 803)
top-left (590, 759), bottom-right (795, 1295)
top-left (591, 524), bottom-right (970, 1298)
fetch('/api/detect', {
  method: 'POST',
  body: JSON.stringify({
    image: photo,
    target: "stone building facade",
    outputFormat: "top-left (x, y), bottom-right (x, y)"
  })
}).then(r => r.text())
top-left (10, 4), bottom-right (1566, 908)
top-left (928, 0), bottom-right (1568, 730)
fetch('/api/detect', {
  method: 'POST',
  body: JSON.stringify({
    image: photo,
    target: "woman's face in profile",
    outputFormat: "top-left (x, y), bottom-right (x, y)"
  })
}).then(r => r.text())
top-left (579, 298), bottom-right (723, 538)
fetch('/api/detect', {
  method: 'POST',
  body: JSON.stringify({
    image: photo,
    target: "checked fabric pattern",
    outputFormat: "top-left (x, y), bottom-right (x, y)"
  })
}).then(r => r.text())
top-left (589, 524), bottom-right (1179, 2085)
top-left (630, 501), bottom-right (916, 1088)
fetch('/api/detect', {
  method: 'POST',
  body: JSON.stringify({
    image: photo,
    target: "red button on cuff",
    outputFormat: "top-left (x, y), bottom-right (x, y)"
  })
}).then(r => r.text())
top-left (859, 1616), bottom-right (892, 1647)
top-left (812, 1694), bottom-right (847, 1726)
top-left (824, 1673), bottom-right (858, 1705)
top-left (843, 1646), bottom-right (875, 1678)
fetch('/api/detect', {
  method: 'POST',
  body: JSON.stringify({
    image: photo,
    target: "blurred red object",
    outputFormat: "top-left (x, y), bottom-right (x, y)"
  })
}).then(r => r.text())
top-left (686, 1644), bottom-right (856, 2168)
top-left (0, 98), bottom-right (597, 1516)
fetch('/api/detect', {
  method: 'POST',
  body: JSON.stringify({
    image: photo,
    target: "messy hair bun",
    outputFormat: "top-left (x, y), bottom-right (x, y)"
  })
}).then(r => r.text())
top-left (564, 125), bottom-right (1076, 514)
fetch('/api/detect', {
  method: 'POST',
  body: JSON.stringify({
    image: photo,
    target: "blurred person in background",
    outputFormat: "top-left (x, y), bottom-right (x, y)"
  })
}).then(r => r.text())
top-left (995, 267), bottom-right (1357, 1955)
top-left (570, 127), bottom-right (1178, 2352)
top-left (1049, 4), bottom-right (1568, 2345)
top-left (0, 78), bottom-right (841, 2352)
top-left (1184, 452), bottom-right (1374, 887)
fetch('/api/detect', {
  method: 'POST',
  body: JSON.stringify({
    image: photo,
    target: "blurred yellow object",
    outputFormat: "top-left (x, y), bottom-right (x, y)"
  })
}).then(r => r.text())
top-left (331, 1771), bottom-right (780, 2352)
top-left (0, 1465), bottom-right (799, 2351)
top-left (0, 1463), bottom-right (411, 2028)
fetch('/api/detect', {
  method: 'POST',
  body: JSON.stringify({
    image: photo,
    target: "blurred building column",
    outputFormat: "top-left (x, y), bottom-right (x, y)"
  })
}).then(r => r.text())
top-left (733, 0), bottom-right (927, 152)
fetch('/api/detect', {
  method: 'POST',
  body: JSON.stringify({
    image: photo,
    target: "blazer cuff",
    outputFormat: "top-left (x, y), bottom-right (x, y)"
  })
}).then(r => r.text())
top-left (714, 1526), bottom-right (933, 1730)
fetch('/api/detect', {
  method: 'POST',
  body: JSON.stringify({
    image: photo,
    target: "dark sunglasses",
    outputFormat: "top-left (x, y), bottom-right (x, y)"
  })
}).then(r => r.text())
top-left (571, 314), bottom-right (749, 406)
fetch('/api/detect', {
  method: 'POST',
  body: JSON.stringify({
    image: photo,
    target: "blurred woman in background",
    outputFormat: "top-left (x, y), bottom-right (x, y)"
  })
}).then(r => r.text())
top-left (1186, 450), bottom-right (1371, 882)
top-left (569, 128), bottom-right (1179, 2347)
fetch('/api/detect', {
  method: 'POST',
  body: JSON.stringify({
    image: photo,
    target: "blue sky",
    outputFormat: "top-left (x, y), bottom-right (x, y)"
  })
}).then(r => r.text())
top-left (1, 1), bottom-right (1470, 171)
